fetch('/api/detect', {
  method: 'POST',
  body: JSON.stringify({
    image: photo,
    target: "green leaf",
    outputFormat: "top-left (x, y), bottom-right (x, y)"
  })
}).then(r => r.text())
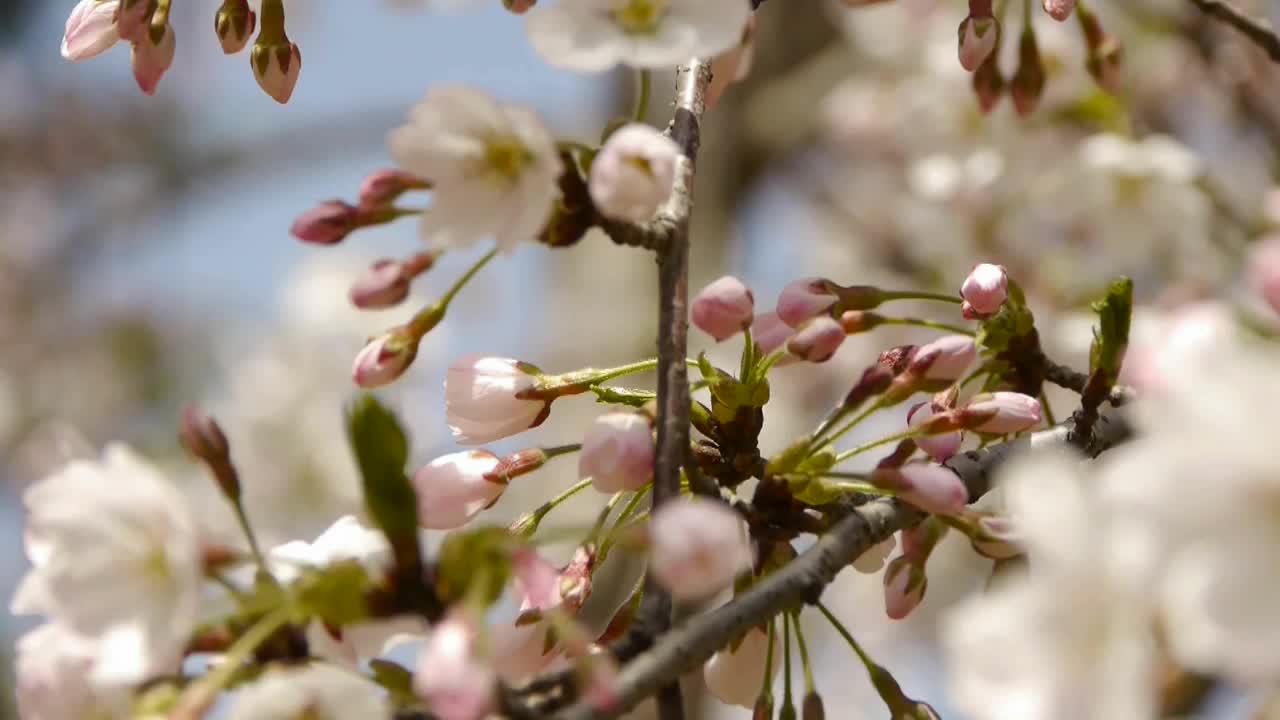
top-left (434, 526), bottom-right (514, 607)
top-left (369, 659), bottom-right (418, 707)
top-left (346, 394), bottom-right (419, 573)
top-left (292, 560), bottom-right (373, 626)
top-left (1088, 276), bottom-right (1133, 384)
top-left (590, 385), bottom-right (656, 407)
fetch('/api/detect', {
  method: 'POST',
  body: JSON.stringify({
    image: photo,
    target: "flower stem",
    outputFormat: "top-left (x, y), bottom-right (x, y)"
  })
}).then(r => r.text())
top-left (879, 317), bottom-right (975, 336)
top-left (782, 608), bottom-right (794, 707)
top-left (173, 605), bottom-right (293, 718)
top-left (812, 400), bottom-right (884, 453)
top-left (541, 443), bottom-right (583, 460)
top-left (634, 69), bottom-right (652, 122)
top-left (511, 477), bottom-right (594, 538)
top-left (832, 429), bottom-right (918, 465)
top-left (740, 327), bottom-right (755, 381)
top-left (408, 246), bottom-right (498, 337)
top-left (440, 246), bottom-right (499, 307)
top-left (758, 618), bottom-right (777, 704)
top-left (878, 290), bottom-right (962, 305)
top-left (790, 612), bottom-right (816, 694)
top-left (598, 483), bottom-right (652, 562)
top-left (815, 601), bottom-right (874, 669)
top-left (232, 501), bottom-right (270, 578)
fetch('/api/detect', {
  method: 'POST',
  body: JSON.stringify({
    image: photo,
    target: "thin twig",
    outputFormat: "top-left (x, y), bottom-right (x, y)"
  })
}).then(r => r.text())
top-left (1187, 0), bottom-right (1280, 62)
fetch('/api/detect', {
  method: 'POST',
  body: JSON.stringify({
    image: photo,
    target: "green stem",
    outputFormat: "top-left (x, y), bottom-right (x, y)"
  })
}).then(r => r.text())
top-left (813, 400), bottom-right (885, 452)
top-left (232, 502), bottom-right (270, 578)
top-left (568, 358), bottom-right (701, 387)
top-left (790, 613), bottom-right (815, 694)
top-left (878, 290), bottom-right (962, 305)
top-left (440, 247), bottom-right (498, 307)
top-left (176, 606), bottom-right (293, 713)
top-left (1040, 391), bottom-right (1057, 427)
top-left (815, 601), bottom-right (874, 669)
top-left (879, 317), bottom-right (975, 336)
top-left (832, 429), bottom-right (918, 465)
top-left (633, 70), bottom-right (652, 122)
top-left (759, 619), bottom-right (777, 703)
top-left (740, 327), bottom-right (755, 382)
top-left (511, 477), bottom-right (594, 538)
top-left (590, 491), bottom-right (630, 543)
top-left (598, 483), bottom-right (652, 562)
top-left (783, 610), bottom-right (794, 706)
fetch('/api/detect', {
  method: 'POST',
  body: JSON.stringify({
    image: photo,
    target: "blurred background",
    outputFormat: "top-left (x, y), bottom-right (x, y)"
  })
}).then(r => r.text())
top-left (3, 0), bottom-right (1279, 717)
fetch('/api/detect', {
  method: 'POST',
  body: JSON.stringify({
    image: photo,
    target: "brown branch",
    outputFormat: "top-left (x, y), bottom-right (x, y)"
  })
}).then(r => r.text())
top-left (644, 57), bottom-right (715, 720)
top-left (1187, 0), bottom-right (1280, 62)
top-left (1041, 354), bottom-right (1135, 406)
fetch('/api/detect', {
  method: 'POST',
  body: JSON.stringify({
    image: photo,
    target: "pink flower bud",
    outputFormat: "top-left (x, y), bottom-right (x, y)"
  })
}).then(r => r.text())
top-left (706, 15), bottom-right (757, 110)
top-left (957, 14), bottom-right (999, 72)
top-left (876, 463), bottom-right (968, 515)
top-left (445, 354), bottom-right (548, 445)
top-left (787, 316), bottom-right (845, 363)
top-left (589, 123), bottom-right (680, 224)
top-left (704, 627), bottom-right (780, 708)
top-left (579, 412), bottom-right (654, 493)
top-left (61, 0), bottom-right (121, 61)
top-left (290, 200), bottom-right (358, 244)
top-left (358, 168), bottom-right (429, 208)
top-left (352, 331), bottom-right (417, 388)
top-left (1041, 0), bottom-right (1075, 19)
top-left (692, 275), bottom-right (755, 342)
top-left (907, 403), bottom-right (963, 462)
top-left (972, 51), bottom-right (1005, 113)
top-left (116, 0), bottom-right (151, 42)
top-left (961, 391), bottom-right (1042, 434)
top-left (414, 610), bottom-right (497, 720)
top-left (251, 38), bottom-right (302, 104)
top-left (1247, 235), bottom-right (1280, 317)
top-left (911, 335), bottom-right (976, 382)
top-left (776, 277), bottom-right (838, 327)
top-left (350, 260), bottom-right (411, 309)
top-left (413, 450), bottom-right (505, 529)
top-left (750, 311), bottom-right (793, 354)
top-left (214, 0), bottom-right (255, 54)
top-left (960, 263), bottom-right (1009, 318)
top-left (130, 25), bottom-right (175, 96)
top-left (883, 555), bottom-right (927, 620)
top-left (503, 0), bottom-right (537, 12)
top-left (648, 498), bottom-right (752, 603)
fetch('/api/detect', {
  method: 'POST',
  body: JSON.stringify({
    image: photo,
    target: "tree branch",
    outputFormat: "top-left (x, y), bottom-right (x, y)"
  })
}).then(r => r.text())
top-left (644, 57), bottom-right (714, 720)
top-left (528, 411), bottom-right (1132, 719)
top-left (1187, 0), bottom-right (1280, 62)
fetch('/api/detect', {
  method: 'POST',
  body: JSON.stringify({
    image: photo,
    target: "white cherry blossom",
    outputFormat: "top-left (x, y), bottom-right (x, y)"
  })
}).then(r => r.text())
top-left (16, 623), bottom-right (128, 720)
top-left (388, 86), bottom-right (561, 252)
top-left (11, 444), bottom-right (202, 686)
top-left (230, 662), bottom-right (391, 720)
top-left (525, 0), bottom-right (751, 72)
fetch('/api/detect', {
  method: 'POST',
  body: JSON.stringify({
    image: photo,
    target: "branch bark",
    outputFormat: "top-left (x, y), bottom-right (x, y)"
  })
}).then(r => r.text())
top-left (1187, 0), bottom-right (1280, 62)
top-left (645, 57), bottom-right (714, 720)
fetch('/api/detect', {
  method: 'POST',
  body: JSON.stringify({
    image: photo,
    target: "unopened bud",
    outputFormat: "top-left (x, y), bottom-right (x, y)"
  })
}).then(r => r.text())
top-left (884, 555), bottom-right (927, 619)
top-left (843, 366), bottom-right (894, 409)
top-left (972, 51), bottom-right (1005, 113)
top-left (1079, 6), bottom-right (1122, 94)
top-left (349, 254), bottom-right (437, 310)
top-left (803, 692), bottom-right (826, 720)
top-left (753, 694), bottom-right (774, 720)
top-left (352, 327), bottom-right (418, 388)
top-left (779, 699), bottom-right (798, 720)
top-left (1042, 0), bottom-right (1075, 20)
top-left (215, 0), bottom-right (255, 54)
top-left (117, 0), bottom-right (152, 42)
top-left (291, 200), bottom-right (358, 244)
top-left (957, 14), bottom-right (999, 72)
top-left (130, 22), bottom-right (175, 96)
top-left (777, 277), bottom-right (839, 327)
top-left (878, 345), bottom-right (916, 375)
top-left (503, 0), bottom-right (537, 12)
top-left (838, 310), bottom-right (884, 334)
top-left (957, 391), bottom-right (1041, 434)
top-left (490, 448), bottom-right (550, 482)
top-left (179, 404), bottom-right (239, 500)
top-left (1010, 27), bottom-right (1045, 116)
top-left (750, 311), bottom-right (794, 354)
top-left (692, 275), bottom-right (755, 342)
top-left (358, 168), bottom-right (429, 208)
top-left (959, 263), bottom-right (1009, 318)
top-left (251, 3), bottom-right (302, 106)
top-left (788, 316), bottom-right (845, 363)
top-left (909, 335), bottom-right (976, 384)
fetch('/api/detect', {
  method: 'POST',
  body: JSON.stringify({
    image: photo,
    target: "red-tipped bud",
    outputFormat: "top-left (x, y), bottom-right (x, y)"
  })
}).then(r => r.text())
top-left (960, 263), bottom-right (1009, 318)
top-left (351, 328), bottom-right (418, 388)
top-left (358, 168), bottom-right (429, 208)
top-left (972, 51), bottom-right (1005, 113)
top-left (883, 555), bottom-right (927, 620)
top-left (1042, 0), bottom-right (1076, 21)
top-left (957, 391), bottom-right (1042, 434)
top-left (957, 14), bottom-right (1000, 72)
top-left (291, 200), bottom-right (358, 244)
top-left (1011, 28), bottom-right (1045, 116)
top-left (777, 277), bottom-right (839, 327)
top-left (130, 23), bottom-right (175, 96)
